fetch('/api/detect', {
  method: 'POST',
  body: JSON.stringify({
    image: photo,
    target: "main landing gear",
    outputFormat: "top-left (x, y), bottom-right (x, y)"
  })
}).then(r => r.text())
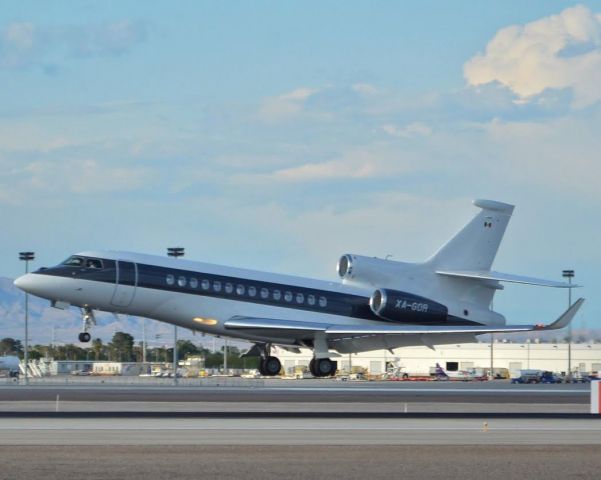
top-left (249, 343), bottom-right (337, 377)
top-left (309, 357), bottom-right (338, 378)
top-left (259, 356), bottom-right (282, 376)
top-left (257, 344), bottom-right (282, 376)
top-left (78, 307), bottom-right (95, 343)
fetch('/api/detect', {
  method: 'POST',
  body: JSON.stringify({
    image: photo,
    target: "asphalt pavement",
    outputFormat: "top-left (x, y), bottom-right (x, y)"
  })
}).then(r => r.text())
top-left (1, 445), bottom-right (600, 480)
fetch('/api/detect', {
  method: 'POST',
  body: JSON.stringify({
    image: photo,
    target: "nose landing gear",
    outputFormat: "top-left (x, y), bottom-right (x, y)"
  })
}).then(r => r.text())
top-left (78, 307), bottom-right (95, 343)
top-left (78, 332), bottom-right (91, 343)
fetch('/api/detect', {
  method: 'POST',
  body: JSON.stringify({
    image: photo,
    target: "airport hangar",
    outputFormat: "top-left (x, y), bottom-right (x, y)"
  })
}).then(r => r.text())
top-left (272, 340), bottom-right (601, 376)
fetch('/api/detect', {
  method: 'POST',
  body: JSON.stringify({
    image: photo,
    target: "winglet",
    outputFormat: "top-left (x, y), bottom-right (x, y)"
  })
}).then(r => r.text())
top-left (536, 298), bottom-right (585, 331)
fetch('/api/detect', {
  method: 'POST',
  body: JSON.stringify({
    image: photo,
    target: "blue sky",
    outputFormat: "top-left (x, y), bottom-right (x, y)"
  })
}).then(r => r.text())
top-left (1, 1), bottom-right (600, 335)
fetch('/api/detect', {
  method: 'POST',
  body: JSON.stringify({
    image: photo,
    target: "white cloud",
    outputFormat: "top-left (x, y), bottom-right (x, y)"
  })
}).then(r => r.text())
top-left (0, 157), bottom-right (156, 206)
top-left (0, 20), bottom-right (147, 70)
top-left (257, 87), bottom-right (320, 122)
top-left (273, 159), bottom-right (375, 182)
top-left (480, 115), bottom-right (601, 196)
top-left (230, 146), bottom-right (416, 185)
top-left (0, 22), bottom-right (38, 68)
top-left (4, 22), bottom-right (35, 50)
top-left (464, 5), bottom-right (601, 107)
top-left (381, 122), bottom-right (432, 138)
top-left (351, 83), bottom-right (380, 96)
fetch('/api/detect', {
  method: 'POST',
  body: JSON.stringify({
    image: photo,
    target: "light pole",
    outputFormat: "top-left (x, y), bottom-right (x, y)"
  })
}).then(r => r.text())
top-left (19, 251), bottom-right (35, 384)
top-left (489, 298), bottom-right (494, 379)
top-left (142, 319), bottom-right (147, 364)
top-left (167, 247), bottom-right (184, 384)
top-left (490, 333), bottom-right (494, 379)
top-left (224, 338), bottom-right (228, 374)
top-left (562, 269), bottom-right (574, 381)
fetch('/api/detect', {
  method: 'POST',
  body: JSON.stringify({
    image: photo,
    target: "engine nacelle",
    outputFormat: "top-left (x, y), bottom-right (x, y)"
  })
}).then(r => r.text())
top-left (369, 288), bottom-right (448, 323)
top-left (337, 254), bottom-right (401, 286)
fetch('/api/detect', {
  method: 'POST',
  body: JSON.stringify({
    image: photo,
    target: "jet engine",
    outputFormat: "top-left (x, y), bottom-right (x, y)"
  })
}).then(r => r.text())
top-left (369, 288), bottom-right (448, 323)
top-left (337, 254), bottom-right (402, 286)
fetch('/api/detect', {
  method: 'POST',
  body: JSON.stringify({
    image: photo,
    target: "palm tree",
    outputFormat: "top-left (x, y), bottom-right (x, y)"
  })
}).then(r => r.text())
top-left (92, 338), bottom-right (103, 361)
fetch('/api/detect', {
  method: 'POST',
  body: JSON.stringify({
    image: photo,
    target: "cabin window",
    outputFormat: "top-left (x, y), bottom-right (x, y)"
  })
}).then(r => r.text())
top-left (307, 294), bottom-right (316, 306)
top-left (213, 281), bottom-right (222, 292)
top-left (166, 274), bottom-right (175, 285)
top-left (273, 289), bottom-right (281, 301)
top-left (248, 286), bottom-right (257, 297)
top-left (178, 276), bottom-right (186, 287)
top-left (260, 288), bottom-right (269, 299)
top-left (201, 279), bottom-right (210, 290)
top-left (189, 278), bottom-right (198, 289)
top-left (284, 291), bottom-right (293, 302)
top-left (236, 284), bottom-right (245, 295)
top-left (296, 293), bottom-right (304, 304)
top-left (225, 283), bottom-right (234, 294)
top-left (318, 296), bottom-right (327, 307)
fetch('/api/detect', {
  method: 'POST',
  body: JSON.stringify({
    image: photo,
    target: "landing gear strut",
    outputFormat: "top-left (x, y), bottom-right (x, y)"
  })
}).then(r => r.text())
top-left (257, 344), bottom-right (282, 376)
top-left (78, 307), bottom-right (95, 343)
top-left (309, 358), bottom-right (337, 377)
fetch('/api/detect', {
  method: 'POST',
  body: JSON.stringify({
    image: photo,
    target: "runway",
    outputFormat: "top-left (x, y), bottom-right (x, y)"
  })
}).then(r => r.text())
top-left (2, 380), bottom-right (600, 479)
top-left (1, 445), bottom-right (600, 480)
top-left (1, 417), bottom-right (601, 445)
top-left (0, 379), bottom-right (590, 405)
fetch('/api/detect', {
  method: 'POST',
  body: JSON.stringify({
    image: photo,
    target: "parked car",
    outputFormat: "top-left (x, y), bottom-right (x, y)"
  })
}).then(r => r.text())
top-left (569, 372), bottom-right (594, 383)
top-left (540, 371), bottom-right (563, 383)
top-left (511, 369), bottom-right (544, 384)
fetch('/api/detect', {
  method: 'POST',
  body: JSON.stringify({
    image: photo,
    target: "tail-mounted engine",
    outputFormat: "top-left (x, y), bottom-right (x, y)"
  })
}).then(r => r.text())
top-left (337, 254), bottom-right (402, 286)
top-left (369, 288), bottom-right (448, 323)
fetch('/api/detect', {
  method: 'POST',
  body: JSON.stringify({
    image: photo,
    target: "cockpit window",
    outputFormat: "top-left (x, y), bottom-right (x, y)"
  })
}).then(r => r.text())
top-left (61, 256), bottom-right (103, 269)
top-left (62, 256), bottom-right (84, 267)
top-left (85, 259), bottom-right (103, 269)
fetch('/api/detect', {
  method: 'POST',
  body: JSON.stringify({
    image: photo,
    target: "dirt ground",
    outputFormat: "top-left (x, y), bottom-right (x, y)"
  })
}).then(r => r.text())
top-left (1, 445), bottom-right (600, 480)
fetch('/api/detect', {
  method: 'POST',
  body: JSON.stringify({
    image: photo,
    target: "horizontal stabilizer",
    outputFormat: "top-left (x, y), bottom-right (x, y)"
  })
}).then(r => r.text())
top-left (436, 270), bottom-right (578, 288)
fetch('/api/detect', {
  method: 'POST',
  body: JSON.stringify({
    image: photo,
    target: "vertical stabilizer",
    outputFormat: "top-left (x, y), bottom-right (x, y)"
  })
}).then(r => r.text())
top-left (427, 199), bottom-right (514, 271)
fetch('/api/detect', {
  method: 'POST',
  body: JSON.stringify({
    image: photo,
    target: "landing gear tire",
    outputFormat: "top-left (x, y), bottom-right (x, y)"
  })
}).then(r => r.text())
top-left (312, 358), bottom-right (337, 377)
top-left (78, 332), bottom-right (91, 343)
top-left (259, 356), bottom-right (281, 376)
top-left (79, 307), bottom-right (96, 343)
top-left (309, 358), bottom-right (317, 377)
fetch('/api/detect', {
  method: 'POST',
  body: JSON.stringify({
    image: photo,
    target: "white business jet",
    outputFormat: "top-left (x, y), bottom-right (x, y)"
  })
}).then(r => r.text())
top-left (14, 199), bottom-right (583, 377)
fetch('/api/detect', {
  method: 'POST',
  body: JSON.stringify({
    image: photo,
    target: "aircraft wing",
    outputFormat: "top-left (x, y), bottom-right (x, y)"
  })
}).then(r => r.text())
top-left (436, 270), bottom-right (578, 288)
top-left (224, 298), bottom-right (584, 339)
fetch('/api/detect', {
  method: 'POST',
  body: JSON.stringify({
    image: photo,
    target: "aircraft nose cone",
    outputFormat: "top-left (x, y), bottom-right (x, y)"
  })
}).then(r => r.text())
top-left (14, 273), bottom-right (35, 293)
